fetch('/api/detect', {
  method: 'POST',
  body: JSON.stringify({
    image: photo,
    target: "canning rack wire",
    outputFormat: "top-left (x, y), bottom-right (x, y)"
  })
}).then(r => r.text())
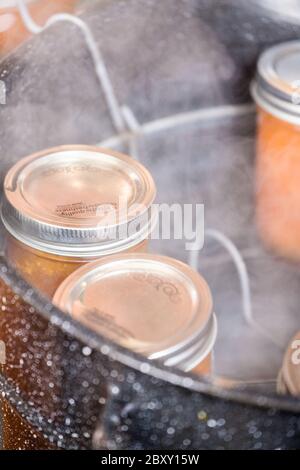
top-left (15, 0), bottom-right (284, 385)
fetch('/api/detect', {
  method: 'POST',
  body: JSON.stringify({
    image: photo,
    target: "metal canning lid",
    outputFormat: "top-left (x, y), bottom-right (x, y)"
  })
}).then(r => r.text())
top-left (281, 331), bottom-right (300, 396)
top-left (53, 253), bottom-right (217, 372)
top-left (251, 41), bottom-right (300, 124)
top-left (1, 145), bottom-right (156, 257)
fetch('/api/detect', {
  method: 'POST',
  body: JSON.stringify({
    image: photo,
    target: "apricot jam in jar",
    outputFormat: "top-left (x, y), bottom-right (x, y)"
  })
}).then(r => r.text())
top-left (0, 0), bottom-right (77, 56)
top-left (1, 145), bottom-right (156, 297)
top-left (252, 41), bottom-right (300, 260)
top-left (54, 253), bottom-right (218, 375)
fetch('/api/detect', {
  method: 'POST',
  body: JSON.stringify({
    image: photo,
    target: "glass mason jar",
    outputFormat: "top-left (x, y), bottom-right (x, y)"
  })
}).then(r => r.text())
top-left (0, 0), bottom-right (77, 56)
top-left (53, 253), bottom-right (218, 376)
top-left (252, 40), bottom-right (300, 261)
top-left (277, 331), bottom-right (300, 396)
top-left (0, 145), bottom-right (156, 449)
top-left (1, 145), bottom-right (157, 297)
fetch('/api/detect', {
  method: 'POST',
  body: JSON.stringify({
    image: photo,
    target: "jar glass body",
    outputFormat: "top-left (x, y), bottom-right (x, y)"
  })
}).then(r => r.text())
top-left (4, 233), bottom-right (149, 297)
top-left (255, 107), bottom-right (300, 260)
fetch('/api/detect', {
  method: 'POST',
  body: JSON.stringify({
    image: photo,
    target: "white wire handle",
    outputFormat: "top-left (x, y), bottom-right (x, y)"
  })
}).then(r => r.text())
top-left (189, 228), bottom-right (284, 351)
top-left (17, 0), bottom-right (126, 134)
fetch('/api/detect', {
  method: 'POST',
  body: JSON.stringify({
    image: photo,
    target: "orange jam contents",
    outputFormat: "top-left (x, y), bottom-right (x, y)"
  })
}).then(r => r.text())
top-left (256, 108), bottom-right (300, 260)
top-left (0, 0), bottom-right (77, 56)
top-left (191, 352), bottom-right (212, 376)
top-left (5, 233), bottom-right (148, 298)
top-left (252, 41), bottom-right (300, 259)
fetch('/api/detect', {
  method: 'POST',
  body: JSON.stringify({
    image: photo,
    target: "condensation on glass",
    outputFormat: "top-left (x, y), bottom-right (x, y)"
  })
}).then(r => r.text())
top-left (54, 253), bottom-right (218, 375)
top-left (0, 0), bottom-right (77, 56)
top-left (252, 40), bottom-right (300, 260)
